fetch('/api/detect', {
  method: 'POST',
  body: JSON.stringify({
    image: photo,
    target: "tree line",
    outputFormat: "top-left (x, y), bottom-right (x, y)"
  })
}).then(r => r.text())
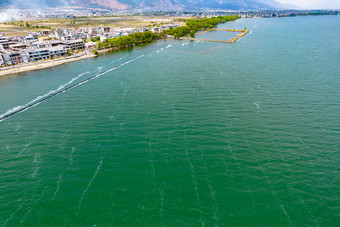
top-left (165, 15), bottom-right (241, 38)
top-left (96, 31), bottom-right (163, 50)
top-left (94, 15), bottom-right (240, 53)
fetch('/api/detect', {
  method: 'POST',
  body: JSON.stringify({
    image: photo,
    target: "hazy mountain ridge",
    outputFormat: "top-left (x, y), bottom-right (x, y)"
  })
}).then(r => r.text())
top-left (1, 0), bottom-right (296, 10)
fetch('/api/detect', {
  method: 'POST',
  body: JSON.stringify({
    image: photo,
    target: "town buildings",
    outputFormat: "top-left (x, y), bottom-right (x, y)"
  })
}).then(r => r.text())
top-left (0, 23), bottom-right (179, 66)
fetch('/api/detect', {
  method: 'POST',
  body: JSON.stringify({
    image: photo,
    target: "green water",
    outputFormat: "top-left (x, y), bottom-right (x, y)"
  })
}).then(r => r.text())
top-left (1, 16), bottom-right (340, 226)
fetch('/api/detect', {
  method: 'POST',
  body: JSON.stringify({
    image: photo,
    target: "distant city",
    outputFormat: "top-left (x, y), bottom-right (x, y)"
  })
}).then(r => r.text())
top-left (1, 8), bottom-right (339, 19)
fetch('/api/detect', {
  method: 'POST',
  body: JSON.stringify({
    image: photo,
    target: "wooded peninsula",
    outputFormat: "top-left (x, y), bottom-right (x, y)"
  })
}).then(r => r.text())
top-left (94, 15), bottom-right (241, 53)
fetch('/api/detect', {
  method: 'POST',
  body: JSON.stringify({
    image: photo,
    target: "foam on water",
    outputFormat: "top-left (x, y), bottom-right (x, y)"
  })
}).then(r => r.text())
top-left (111, 57), bottom-right (126, 64)
top-left (16, 142), bottom-right (31, 157)
top-left (2, 196), bottom-right (25, 226)
top-left (69, 147), bottom-right (75, 165)
top-left (31, 153), bottom-right (41, 178)
top-left (96, 66), bottom-right (104, 72)
top-left (77, 157), bottom-right (103, 215)
top-left (51, 175), bottom-right (62, 201)
top-left (14, 124), bottom-right (21, 131)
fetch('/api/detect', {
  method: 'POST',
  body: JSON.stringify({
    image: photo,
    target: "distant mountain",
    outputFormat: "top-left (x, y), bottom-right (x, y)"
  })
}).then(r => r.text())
top-left (1, 0), bottom-right (297, 10)
top-left (68, 0), bottom-right (294, 10)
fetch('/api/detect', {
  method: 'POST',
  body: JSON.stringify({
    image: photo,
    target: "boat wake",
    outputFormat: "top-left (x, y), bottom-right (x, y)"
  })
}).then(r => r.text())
top-left (0, 71), bottom-right (89, 121)
top-left (0, 42), bottom-right (172, 122)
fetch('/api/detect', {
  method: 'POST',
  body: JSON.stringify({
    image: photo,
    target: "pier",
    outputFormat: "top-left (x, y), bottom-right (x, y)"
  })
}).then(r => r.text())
top-left (180, 29), bottom-right (249, 43)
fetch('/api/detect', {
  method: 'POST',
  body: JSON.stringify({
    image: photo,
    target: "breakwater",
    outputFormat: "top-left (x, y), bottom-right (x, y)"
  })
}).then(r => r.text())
top-left (183, 29), bottom-right (249, 43)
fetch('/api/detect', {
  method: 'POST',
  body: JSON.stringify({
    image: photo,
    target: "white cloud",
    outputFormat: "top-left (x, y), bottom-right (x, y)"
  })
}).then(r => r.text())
top-left (0, 9), bottom-right (22, 23)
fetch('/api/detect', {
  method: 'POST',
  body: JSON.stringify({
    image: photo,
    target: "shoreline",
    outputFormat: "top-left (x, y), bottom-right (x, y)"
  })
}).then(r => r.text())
top-left (0, 28), bottom-right (247, 77)
top-left (0, 16), bottom-right (241, 78)
top-left (0, 53), bottom-right (96, 78)
top-left (0, 42), bottom-right (159, 78)
top-left (0, 46), bottom-right (138, 78)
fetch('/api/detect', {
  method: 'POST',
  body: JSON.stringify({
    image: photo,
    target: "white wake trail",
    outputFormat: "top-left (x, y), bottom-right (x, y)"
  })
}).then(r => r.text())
top-left (0, 41), bottom-right (171, 122)
top-left (0, 71), bottom-right (89, 120)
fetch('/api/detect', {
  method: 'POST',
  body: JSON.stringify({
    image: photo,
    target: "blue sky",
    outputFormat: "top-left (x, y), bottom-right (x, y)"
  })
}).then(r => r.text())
top-left (277, 0), bottom-right (340, 9)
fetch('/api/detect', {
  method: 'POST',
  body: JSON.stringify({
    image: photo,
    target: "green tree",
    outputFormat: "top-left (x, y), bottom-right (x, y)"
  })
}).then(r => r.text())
top-left (93, 49), bottom-right (99, 56)
top-left (97, 41), bottom-right (103, 49)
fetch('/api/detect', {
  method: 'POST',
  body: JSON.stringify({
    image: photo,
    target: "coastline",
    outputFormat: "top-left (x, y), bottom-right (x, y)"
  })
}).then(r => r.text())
top-left (0, 16), bottom-right (240, 78)
top-left (0, 28), bottom-right (246, 78)
top-left (0, 46), bottom-right (151, 78)
top-left (0, 42), bottom-right (160, 78)
top-left (0, 53), bottom-right (96, 78)
top-left (0, 45), bottom-right (140, 78)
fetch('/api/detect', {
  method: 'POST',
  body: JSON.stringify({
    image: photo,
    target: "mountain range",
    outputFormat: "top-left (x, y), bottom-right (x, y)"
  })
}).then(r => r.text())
top-left (1, 0), bottom-right (298, 10)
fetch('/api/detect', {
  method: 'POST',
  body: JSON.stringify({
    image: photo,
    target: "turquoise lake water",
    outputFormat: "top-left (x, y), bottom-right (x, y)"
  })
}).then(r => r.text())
top-left (0, 16), bottom-right (340, 226)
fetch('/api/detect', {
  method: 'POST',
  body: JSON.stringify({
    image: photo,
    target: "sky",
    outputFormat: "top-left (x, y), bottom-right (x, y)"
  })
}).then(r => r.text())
top-left (276, 0), bottom-right (340, 9)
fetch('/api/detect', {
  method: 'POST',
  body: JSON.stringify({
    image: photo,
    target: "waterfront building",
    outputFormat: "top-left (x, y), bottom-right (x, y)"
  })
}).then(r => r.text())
top-left (0, 40), bottom-right (18, 50)
top-left (24, 35), bottom-right (38, 43)
top-left (72, 32), bottom-right (87, 40)
top-left (61, 35), bottom-right (72, 41)
top-left (32, 41), bottom-right (50, 49)
top-left (151, 26), bottom-right (160, 33)
top-left (85, 42), bottom-right (97, 49)
top-left (9, 44), bottom-right (28, 51)
top-left (23, 48), bottom-right (51, 62)
top-left (62, 39), bottom-right (85, 51)
top-left (41, 30), bottom-right (50, 36)
top-left (49, 40), bottom-right (63, 47)
top-left (0, 54), bottom-right (4, 65)
top-left (1, 51), bottom-right (23, 65)
top-left (49, 46), bottom-right (67, 58)
top-left (55, 28), bottom-right (64, 39)
top-left (137, 27), bottom-right (149, 32)
top-left (101, 26), bottom-right (111, 33)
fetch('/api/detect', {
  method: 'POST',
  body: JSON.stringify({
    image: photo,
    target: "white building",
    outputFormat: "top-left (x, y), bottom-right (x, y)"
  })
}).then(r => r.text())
top-left (151, 26), bottom-right (160, 33)
top-left (23, 48), bottom-right (50, 62)
top-left (1, 51), bottom-right (23, 65)
top-left (0, 53), bottom-right (4, 65)
top-left (62, 39), bottom-right (85, 51)
top-left (49, 46), bottom-right (67, 58)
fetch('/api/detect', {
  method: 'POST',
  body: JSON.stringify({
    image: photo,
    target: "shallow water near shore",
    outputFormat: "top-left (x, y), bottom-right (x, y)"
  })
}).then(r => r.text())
top-left (1, 16), bottom-right (340, 226)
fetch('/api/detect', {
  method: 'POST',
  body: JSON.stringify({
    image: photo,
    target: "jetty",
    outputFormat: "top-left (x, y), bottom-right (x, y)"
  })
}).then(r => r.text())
top-left (180, 29), bottom-right (249, 43)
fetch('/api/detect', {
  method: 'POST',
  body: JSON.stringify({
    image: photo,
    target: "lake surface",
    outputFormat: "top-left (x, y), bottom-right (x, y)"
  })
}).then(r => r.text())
top-left (1, 16), bottom-right (340, 226)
